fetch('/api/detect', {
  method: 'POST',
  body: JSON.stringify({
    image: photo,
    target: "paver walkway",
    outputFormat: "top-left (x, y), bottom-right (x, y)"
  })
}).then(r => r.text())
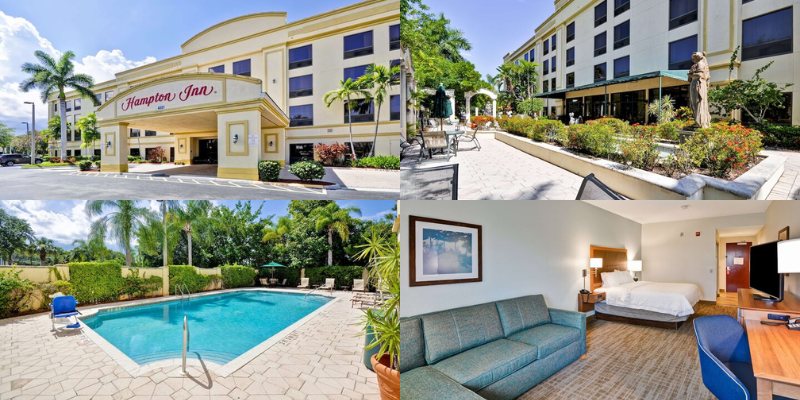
top-left (402, 133), bottom-right (582, 200)
top-left (0, 290), bottom-right (379, 399)
top-left (764, 149), bottom-right (800, 200)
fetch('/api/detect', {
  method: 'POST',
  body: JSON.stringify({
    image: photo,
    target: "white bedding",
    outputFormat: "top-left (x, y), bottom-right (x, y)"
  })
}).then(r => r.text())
top-left (594, 281), bottom-right (703, 317)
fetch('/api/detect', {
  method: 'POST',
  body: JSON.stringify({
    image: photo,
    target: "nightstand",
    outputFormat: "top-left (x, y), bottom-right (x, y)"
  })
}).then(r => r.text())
top-left (578, 291), bottom-right (606, 312)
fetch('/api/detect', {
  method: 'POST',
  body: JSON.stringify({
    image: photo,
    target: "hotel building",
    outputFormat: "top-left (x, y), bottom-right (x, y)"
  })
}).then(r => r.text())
top-left (48, 0), bottom-right (401, 180)
top-left (504, 0), bottom-right (797, 125)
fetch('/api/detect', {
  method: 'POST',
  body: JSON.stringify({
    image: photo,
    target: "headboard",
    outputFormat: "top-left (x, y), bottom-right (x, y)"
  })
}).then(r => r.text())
top-left (589, 245), bottom-right (629, 292)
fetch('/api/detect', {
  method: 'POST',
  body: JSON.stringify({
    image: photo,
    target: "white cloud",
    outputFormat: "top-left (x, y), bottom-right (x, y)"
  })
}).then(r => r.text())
top-left (0, 11), bottom-right (156, 133)
top-left (1, 200), bottom-right (92, 248)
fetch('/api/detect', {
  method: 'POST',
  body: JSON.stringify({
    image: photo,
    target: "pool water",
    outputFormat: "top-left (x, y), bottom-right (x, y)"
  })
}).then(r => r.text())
top-left (82, 291), bottom-right (331, 365)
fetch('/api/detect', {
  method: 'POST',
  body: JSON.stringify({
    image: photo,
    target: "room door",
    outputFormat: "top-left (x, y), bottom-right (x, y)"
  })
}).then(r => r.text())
top-left (726, 242), bottom-right (751, 292)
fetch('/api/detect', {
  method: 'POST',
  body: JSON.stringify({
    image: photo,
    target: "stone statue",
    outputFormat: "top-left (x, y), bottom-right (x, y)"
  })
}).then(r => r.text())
top-left (688, 51), bottom-right (711, 128)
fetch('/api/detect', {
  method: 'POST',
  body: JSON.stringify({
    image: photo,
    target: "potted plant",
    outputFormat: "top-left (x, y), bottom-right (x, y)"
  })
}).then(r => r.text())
top-left (356, 226), bottom-right (399, 400)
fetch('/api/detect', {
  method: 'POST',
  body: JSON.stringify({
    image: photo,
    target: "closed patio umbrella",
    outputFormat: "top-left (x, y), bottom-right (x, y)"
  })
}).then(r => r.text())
top-left (431, 83), bottom-right (452, 129)
top-left (260, 261), bottom-right (287, 279)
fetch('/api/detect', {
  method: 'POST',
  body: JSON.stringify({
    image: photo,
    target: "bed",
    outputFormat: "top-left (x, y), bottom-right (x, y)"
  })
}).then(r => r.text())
top-left (587, 245), bottom-right (703, 329)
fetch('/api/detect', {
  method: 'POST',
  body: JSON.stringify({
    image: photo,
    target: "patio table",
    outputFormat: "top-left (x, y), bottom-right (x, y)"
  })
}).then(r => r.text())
top-left (445, 130), bottom-right (465, 156)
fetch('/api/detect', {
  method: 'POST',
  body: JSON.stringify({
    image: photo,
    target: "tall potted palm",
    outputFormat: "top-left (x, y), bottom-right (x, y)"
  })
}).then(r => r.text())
top-left (357, 64), bottom-right (401, 157)
top-left (20, 50), bottom-right (100, 159)
top-left (356, 224), bottom-right (400, 400)
top-left (324, 78), bottom-right (371, 161)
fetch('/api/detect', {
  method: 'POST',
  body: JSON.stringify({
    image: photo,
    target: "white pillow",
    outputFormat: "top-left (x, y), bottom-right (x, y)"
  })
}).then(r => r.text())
top-left (614, 270), bottom-right (634, 285)
top-left (602, 270), bottom-right (634, 287)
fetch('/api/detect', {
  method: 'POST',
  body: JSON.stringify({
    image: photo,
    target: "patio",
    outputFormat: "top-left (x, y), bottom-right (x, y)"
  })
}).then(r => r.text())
top-left (0, 290), bottom-right (378, 400)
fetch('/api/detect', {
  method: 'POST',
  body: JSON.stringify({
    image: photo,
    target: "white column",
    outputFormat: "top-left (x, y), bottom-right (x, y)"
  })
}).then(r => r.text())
top-left (400, 65), bottom-right (408, 139)
top-left (466, 95), bottom-right (471, 120)
top-left (492, 99), bottom-right (497, 120)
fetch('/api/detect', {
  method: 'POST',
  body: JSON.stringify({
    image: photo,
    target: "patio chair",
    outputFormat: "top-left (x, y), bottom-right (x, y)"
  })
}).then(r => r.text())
top-left (576, 173), bottom-right (626, 200)
top-left (297, 277), bottom-right (310, 289)
top-left (279, 278), bottom-right (287, 287)
top-left (259, 278), bottom-right (269, 286)
top-left (458, 127), bottom-right (481, 151)
top-left (50, 295), bottom-right (81, 331)
top-left (419, 131), bottom-right (449, 160)
top-left (352, 279), bottom-right (366, 292)
top-left (319, 278), bottom-right (335, 292)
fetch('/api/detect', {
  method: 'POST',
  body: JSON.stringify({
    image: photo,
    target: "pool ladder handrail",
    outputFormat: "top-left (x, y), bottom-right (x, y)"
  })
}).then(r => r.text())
top-left (304, 286), bottom-right (320, 298)
top-left (175, 283), bottom-right (192, 300)
top-left (181, 315), bottom-right (189, 374)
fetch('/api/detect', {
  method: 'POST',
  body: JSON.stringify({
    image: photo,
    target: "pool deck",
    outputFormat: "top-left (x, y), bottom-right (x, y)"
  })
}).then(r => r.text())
top-left (0, 289), bottom-right (379, 399)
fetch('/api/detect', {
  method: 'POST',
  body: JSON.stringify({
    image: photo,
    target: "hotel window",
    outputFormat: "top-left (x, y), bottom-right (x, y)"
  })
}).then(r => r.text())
top-left (208, 65), bottom-right (224, 73)
top-left (289, 75), bottom-right (313, 98)
top-left (389, 24), bottom-right (400, 50)
top-left (52, 102), bottom-right (58, 112)
top-left (74, 99), bottom-right (81, 111)
top-left (668, 35), bottom-right (697, 69)
top-left (614, 20), bottom-right (630, 49)
top-left (290, 143), bottom-right (314, 163)
top-left (743, 0), bottom-right (754, 3)
top-left (543, 59), bottom-right (549, 75)
top-left (551, 34), bottom-right (557, 51)
top-left (669, 0), bottom-right (698, 30)
top-left (543, 80), bottom-right (549, 92)
top-left (344, 30), bottom-right (374, 59)
top-left (346, 99), bottom-right (374, 123)
top-left (145, 130), bottom-right (156, 137)
top-left (614, 56), bottom-right (630, 78)
top-left (390, 95), bottom-right (401, 121)
top-left (105, 91), bottom-right (114, 101)
top-left (594, 63), bottom-right (607, 82)
top-left (344, 64), bottom-right (371, 81)
top-left (742, 7), bottom-right (793, 61)
top-left (94, 94), bottom-right (102, 105)
top-left (566, 22), bottom-right (575, 42)
top-left (232, 59), bottom-right (251, 77)
top-left (289, 105), bottom-right (314, 127)
top-left (595, 1), bottom-right (607, 27)
top-left (130, 148), bottom-right (140, 157)
top-left (391, 59), bottom-right (402, 81)
top-left (130, 129), bottom-right (141, 138)
top-left (594, 32), bottom-right (607, 56)
top-left (566, 72), bottom-right (575, 88)
top-left (65, 100), bottom-right (72, 112)
top-left (551, 56), bottom-right (556, 72)
top-left (66, 150), bottom-right (71, 157)
top-left (543, 39), bottom-right (549, 56)
top-left (524, 53), bottom-right (529, 62)
top-left (551, 78), bottom-right (556, 91)
top-left (615, 0), bottom-right (630, 16)
top-left (566, 47), bottom-right (575, 67)
top-left (74, 150), bottom-right (81, 157)
top-left (289, 45), bottom-right (313, 69)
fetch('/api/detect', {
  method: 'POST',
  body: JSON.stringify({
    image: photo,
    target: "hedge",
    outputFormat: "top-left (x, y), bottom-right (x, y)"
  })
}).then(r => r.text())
top-left (220, 265), bottom-right (257, 288)
top-left (168, 265), bottom-right (210, 294)
top-left (757, 123), bottom-right (800, 150)
top-left (304, 265), bottom-right (365, 288)
top-left (68, 261), bottom-right (124, 303)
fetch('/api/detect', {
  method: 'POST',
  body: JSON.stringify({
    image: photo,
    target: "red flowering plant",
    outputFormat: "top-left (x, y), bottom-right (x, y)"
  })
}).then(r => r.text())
top-left (682, 123), bottom-right (763, 178)
top-left (314, 143), bottom-right (348, 166)
top-left (470, 115), bottom-right (495, 130)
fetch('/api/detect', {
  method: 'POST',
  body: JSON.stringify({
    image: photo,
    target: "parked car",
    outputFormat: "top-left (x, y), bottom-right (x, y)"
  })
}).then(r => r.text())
top-left (0, 154), bottom-right (43, 166)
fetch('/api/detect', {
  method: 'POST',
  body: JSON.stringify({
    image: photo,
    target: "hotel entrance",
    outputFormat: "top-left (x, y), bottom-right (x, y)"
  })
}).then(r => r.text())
top-left (195, 139), bottom-right (218, 165)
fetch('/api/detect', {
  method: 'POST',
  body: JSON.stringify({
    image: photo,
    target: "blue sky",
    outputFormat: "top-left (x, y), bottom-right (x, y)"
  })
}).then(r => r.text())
top-left (424, 0), bottom-right (553, 78)
top-left (0, 0), bottom-right (361, 135)
top-left (0, 200), bottom-right (395, 250)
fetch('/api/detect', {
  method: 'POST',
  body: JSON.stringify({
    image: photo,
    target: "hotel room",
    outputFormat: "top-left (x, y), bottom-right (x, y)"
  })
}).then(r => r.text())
top-left (399, 200), bottom-right (800, 400)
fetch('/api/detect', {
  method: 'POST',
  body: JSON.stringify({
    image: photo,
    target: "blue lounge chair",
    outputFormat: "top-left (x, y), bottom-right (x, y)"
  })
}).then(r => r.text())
top-left (50, 295), bottom-right (81, 331)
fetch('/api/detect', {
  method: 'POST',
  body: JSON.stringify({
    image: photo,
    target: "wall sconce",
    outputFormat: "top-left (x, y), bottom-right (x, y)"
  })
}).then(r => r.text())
top-left (180, 143), bottom-right (184, 149)
top-left (233, 134), bottom-right (239, 144)
top-left (589, 258), bottom-right (603, 277)
top-left (272, 78), bottom-right (277, 84)
top-left (268, 140), bottom-right (274, 147)
top-left (106, 141), bottom-right (112, 149)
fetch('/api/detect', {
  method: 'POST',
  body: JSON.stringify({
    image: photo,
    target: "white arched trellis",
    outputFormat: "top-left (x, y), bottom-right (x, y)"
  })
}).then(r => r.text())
top-left (465, 89), bottom-right (498, 120)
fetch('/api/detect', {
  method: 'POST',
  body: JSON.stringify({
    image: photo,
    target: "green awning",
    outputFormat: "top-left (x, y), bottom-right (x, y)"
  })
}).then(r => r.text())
top-left (537, 70), bottom-right (689, 99)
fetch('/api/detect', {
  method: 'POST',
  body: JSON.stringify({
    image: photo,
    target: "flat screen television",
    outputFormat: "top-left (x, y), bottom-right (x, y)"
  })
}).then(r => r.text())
top-left (750, 241), bottom-right (784, 301)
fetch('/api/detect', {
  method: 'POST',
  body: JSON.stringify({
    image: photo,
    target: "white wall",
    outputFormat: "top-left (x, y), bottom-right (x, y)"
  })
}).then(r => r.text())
top-left (641, 214), bottom-right (766, 302)
top-left (399, 201), bottom-right (642, 317)
top-left (758, 201), bottom-right (800, 295)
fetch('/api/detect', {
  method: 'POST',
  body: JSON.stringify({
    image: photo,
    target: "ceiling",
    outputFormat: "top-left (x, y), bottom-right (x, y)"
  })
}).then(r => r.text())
top-left (586, 201), bottom-right (772, 224)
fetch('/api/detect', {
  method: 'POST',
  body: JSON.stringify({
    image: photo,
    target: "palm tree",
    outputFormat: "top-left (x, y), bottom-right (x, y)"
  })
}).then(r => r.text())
top-left (20, 51), bottom-right (100, 159)
top-left (313, 203), bottom-right (361, 266)
top-left (324, 78), bottom-right (371, 161)
top-left (173, 200), bottom-right (212, 266)
top-left (32, 237), bottom-right (56, 266)
top-left (86, 200), bottom-right (151, 266)
top-left (136, 213), bottom-right (181, 267)
top-left (357, 64), bottom-right (401, 157)
top-left (262, 215), bottom-right (293, 245)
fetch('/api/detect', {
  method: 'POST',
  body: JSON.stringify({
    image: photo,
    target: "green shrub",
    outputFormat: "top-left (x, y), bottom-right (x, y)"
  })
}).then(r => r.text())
top-left (352, 156), bottom-right (400, 170)
top-left (681, 123), bottom-right (763, 178)
top-left (220, 264), bottom-right (257, 288)
top-left (78, 160), bottom-right (93, 171)
top-left (0, 269), bottom-right (35, 318)
top-left (95, 161), bottom-right (101, 169)
top-left (289, 161), bottom-right (326, 181)
top-left (497, 115), bottom-right (534, 137)
top-left (121, 269), bottom-right (163, 298)
top-left (39, 280), bottom-right (73, 297)
top-left (127, 155), bottom-right (142, 162)
top-left (567, 123), bottom-right (616, 157)
top-left (168, 265), bottom-right (210, 294)
top-left (258, 160), bottom-right (282, 181)
top-left (304, 265), bottom-right (365, 287)
top-left (588, 117), bottom-right (631, 136)
top-left (68, 261), bottom-right (124, 304)
top-left (656, 121), bottom-right (681, 141)
top-left (530, 120), bottom-right (567, 144)
top-left (661, 149), bottom-right (694, 178)
top-left (620, 126), bottom-right (659, 170)
top-left (756, 123), bottom-right (800, 150)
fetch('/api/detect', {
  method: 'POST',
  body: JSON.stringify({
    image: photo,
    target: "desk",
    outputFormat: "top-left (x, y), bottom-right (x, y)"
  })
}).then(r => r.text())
top-left (737, 288), bottom-right (800, 323)
top-left (744, 320), bottom-right (800, 400)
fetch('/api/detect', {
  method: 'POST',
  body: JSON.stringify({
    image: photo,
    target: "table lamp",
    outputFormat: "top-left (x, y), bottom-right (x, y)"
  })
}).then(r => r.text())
top-left (590, 258), bottom-right (603, 277)
top-left (628, 260), bottom-right (642, 281)
top-left (778, 238), bottom-right (800, 274)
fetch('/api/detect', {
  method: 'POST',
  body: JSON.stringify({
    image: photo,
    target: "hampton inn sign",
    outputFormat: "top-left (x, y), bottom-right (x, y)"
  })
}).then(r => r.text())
top-left (120, 83), bottom-right (221, 113)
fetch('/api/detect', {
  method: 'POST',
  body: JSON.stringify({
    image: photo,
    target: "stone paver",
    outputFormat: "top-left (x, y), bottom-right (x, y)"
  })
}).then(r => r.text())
top-left (0, 290), bottom-right (379, 400)
top-left (402, 133), bottom-right (582, 200)
top-left (764, 149), bottom-right (800, 200)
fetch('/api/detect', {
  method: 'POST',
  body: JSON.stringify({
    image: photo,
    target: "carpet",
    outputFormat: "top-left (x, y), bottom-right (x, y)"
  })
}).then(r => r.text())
top-left (518, 302), bottom-right (737, 400)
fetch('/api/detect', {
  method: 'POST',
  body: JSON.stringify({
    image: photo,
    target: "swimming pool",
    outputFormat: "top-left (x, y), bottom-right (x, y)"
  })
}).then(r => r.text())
top-left (81, 290), bottom-right (332, 366)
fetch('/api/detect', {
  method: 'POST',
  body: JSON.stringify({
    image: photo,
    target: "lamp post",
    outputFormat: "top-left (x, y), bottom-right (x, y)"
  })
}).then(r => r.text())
top-left (23, 101), bottom-right (35, 160)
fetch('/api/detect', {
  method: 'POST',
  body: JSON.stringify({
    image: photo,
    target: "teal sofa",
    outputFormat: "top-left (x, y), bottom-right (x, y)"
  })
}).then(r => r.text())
top-left (400, 295), bottom-right (586, 400)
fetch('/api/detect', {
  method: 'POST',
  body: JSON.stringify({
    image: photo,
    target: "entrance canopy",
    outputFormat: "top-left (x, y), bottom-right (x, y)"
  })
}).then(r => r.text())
top-left (537, 70), bottom-right (689, 100)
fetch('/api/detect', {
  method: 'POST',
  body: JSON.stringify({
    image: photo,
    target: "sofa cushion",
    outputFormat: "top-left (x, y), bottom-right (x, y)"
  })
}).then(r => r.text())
top-left (508, 323), bottom-right (581, 359)
top-left (400, 366), bottom-right (484, 400)
top-left (496, 295), bottom-right (552, 336)
top-left (421, 302), bottom-right (505, 364)
top-left (431, 339), bottom-right (537, 391)
top-left (400, 317), bottom-right (426, 372)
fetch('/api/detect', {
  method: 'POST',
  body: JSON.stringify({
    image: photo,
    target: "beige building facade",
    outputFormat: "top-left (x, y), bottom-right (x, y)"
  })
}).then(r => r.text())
top-left (505, 0), bottom-right (798, 125)
top-left (49, 0), bottom-right (401, 180)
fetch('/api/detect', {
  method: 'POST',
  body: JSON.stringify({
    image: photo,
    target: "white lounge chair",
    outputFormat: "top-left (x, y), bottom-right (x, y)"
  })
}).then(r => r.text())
top-left (259, 278), bottom-right (269, 286)
top-left (297, 277), bottom-right (310, 289)
top-left (352, 279), bottom-right (365, 292)
top-left (319, 278), bottom-right (335, 292)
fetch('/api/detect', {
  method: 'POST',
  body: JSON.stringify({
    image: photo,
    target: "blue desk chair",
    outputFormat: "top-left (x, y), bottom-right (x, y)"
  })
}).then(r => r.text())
top-left (50, 295), bottom-right (81, 331)
top-left (693, 315), bottom-right (788, 400)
